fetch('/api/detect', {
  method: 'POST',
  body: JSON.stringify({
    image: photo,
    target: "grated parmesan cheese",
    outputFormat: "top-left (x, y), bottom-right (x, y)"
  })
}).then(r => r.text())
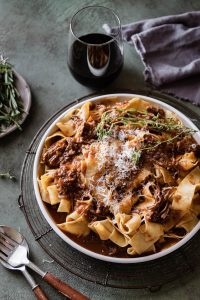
top-left (86, 129), bottom-right (149, 213)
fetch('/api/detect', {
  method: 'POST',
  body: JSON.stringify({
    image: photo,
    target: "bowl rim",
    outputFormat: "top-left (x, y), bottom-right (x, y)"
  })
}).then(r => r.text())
top-left (33, 93), bottom-right (200, 264)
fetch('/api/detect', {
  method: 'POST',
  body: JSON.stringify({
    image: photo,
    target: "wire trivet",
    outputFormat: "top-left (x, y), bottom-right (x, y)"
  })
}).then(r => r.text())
top-left (19, 89), bottom-right (200, 290)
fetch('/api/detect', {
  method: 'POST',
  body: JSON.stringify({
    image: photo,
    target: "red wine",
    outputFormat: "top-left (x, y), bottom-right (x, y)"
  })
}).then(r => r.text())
top-left (68, 33), bottom-right (123, 88)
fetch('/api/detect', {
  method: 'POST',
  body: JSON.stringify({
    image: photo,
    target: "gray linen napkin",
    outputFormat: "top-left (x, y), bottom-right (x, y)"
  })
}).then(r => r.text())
top-left (120, 12), bottom-right (200, 105)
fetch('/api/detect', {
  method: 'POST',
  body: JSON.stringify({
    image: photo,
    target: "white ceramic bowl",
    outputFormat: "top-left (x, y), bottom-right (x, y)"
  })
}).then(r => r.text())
top-left (33, 93), bottom-right (200, 263)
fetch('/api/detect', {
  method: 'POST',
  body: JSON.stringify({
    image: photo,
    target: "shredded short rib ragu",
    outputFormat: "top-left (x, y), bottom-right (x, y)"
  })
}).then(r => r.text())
top-left (107, 169), bottom-right (139, 203)
top-left (77, 121), bottom-right (97, 142)
top-left (85, 200), bottom-right (112, 222)
top-left (72, 115), bottom-right (97, 143)
top-left (146, 186), bottom-right (170, 224)
top-left (55, 162), bottom-right (85, 199)
top-left (142, 142), bottom-right (176, 170)
top-left (42, 117), bottom-right (97, 168)
top-left (147, 200), bottom-right (170, 224)
top-left (42, 138), bottom-right (80, 168)
top-left (146, 106), bottom-right (165, 118)
top-left (142, 135), bottom-right (200, 170)
top-left (176, 135), bottom-right (200, 156)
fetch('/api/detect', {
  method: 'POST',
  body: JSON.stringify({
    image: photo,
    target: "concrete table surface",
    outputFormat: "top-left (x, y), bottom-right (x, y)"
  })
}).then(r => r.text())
top-left (1, 0), bottom-right (200, 299)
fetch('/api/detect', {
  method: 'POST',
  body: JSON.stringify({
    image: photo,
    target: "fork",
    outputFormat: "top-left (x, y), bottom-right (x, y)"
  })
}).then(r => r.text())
top-left (0, 232), bottom-right (48, 299)
top-left (0, 226), bottom-right (89, 300)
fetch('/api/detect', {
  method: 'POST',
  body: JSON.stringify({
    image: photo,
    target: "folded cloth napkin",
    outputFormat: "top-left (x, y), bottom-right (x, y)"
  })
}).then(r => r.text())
top-left (119, 12), bottom-right (200, 105)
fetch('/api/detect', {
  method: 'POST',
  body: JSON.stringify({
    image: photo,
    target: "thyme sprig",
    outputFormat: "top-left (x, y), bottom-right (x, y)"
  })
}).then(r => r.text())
top-left (97, 107), bottom-right (185, 140)
top-left (115, 114), bottom-right (184, 132)
top-left (131, 128), bottom-right (196, 165)
top-left (96, 107), bottom-right (197, 167)
top-left (96, 110), bottom-right (114, 139)
top-left (140, 128), bottom-right (195, 152)
top-left (132, 150), bottom-right (142, 165)
top-left (0, 55), bottom-right (23, 132)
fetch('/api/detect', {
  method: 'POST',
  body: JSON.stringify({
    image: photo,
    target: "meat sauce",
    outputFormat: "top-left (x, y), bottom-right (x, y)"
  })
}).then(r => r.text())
top-left (45, 202), bottom-right (131, 257)
top-left (45, 202), bottom-right (185, 257)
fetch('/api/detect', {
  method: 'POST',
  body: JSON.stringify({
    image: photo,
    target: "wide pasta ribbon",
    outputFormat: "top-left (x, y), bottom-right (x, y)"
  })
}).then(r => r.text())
top-left (176, 210), bottom-right (199, 232)
top-left (121, 98), bottom-right (150, 112)
top-left (128, 219), bottom-right (164, 255)
top-left (58, 211), bottom-right (90, 237)
top-left (89, 218), bottom-right (129, 247)
top-left (164, 210), bottom-right (199, 239)
top-left (127, 244), bottom-right (156, 256)
top-left (38, 173), bottom-right (55, 204)
top-left (172, 166), bottom-right (200, 210)
top-left (44, 131), bottom-right (66, 148)
top-left (178, 152), bottom-right (198, 171)
top-left (77, 102), bottom-right (91, 121)
top-left (115, 213), bottom-right (141, 235)
top-left (56, 120), bottom-right (76, 137)
top-left (39, 174), bottom-right (71, 212)
top-left (154, 164), bottom-right (175, 185)
top-left (135, 181), bottom-right (156, 211)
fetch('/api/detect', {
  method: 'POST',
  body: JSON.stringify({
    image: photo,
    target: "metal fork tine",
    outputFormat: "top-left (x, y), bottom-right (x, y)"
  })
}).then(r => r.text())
top-left (0, 252), bottom-right (8, 263)
top-left (0, 251), bottom-right (8, 261)
top-left (0, 243), bottom-right (11, 256)
top-left (0, 236), bottom-right (14, 250)
top-left (0, 232), bottom-right (18, 247)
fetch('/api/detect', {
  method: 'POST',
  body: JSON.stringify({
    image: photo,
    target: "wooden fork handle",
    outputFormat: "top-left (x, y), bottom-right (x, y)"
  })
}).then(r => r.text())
top-left (33, 285), bottom-right (48, 300)
top-left (43, 272), bottom-right (90, 300)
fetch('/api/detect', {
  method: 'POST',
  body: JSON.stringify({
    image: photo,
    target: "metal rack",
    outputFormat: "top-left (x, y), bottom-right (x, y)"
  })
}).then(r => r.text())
top-left (19, 89), bottom-right (200, 289)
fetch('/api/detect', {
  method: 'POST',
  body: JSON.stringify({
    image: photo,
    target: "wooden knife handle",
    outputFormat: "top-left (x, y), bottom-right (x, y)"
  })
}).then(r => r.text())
top-left (43, 272), bottom-right (90, 300)
top-left (33, 285), bottom-right (48, 300)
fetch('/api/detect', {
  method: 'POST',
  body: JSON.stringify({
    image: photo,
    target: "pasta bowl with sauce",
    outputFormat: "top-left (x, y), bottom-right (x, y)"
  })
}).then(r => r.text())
top-left (33, 93), bottom-right (200, 263)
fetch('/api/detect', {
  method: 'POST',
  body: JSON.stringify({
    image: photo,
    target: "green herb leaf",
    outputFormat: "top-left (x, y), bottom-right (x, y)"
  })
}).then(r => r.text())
top-left (96, 111), bottom-right (113, 139)
top-left (0, 171), bottom-right (15, 180)
top-left (0, 55), bottom-right (24, 132)
top-left (132, 150), bottom-right (141, 165)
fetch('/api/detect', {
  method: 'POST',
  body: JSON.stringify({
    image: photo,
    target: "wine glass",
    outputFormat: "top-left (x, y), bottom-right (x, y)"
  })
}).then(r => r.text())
top-left (67, 6), bottom-right (123, 88)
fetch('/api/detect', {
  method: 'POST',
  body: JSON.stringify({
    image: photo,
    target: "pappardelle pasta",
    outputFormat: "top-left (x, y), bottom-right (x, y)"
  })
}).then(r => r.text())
top-left (38, 97), bottom-right (200, 257)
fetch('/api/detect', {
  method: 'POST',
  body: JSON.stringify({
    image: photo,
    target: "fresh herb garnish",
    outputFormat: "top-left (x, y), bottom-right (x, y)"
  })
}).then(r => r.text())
top-left (96, 110), bottom-right (114, 139)
top-left (0, 55), bottom-right (23, 132)
top-left (0, 171), bottom-right (15, 180)
top-left (97, 107), bottom-right (192, 139)
top-left (115, 113), bottom-right (184, 132)
top-left (132, 150), bottom-right (142, 165)
top-left (139, 128), bottom-right (195, 152)
top-left (97, 107), bottom-right (197, 166)
top-left (131, 128), bottom-right (196, 165)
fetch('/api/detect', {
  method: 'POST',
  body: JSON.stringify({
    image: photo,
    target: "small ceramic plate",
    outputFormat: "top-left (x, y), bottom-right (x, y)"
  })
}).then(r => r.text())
top-left (0, 71), bottom-right (31, 138)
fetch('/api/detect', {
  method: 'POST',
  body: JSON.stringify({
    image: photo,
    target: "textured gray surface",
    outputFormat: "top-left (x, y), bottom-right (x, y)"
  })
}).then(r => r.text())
top-left (0, 0), bottom-right (200, 299)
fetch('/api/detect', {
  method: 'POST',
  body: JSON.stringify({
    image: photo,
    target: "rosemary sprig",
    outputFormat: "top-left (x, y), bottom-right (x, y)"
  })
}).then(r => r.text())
top-left (0, 55), bottom-right (23, 132)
